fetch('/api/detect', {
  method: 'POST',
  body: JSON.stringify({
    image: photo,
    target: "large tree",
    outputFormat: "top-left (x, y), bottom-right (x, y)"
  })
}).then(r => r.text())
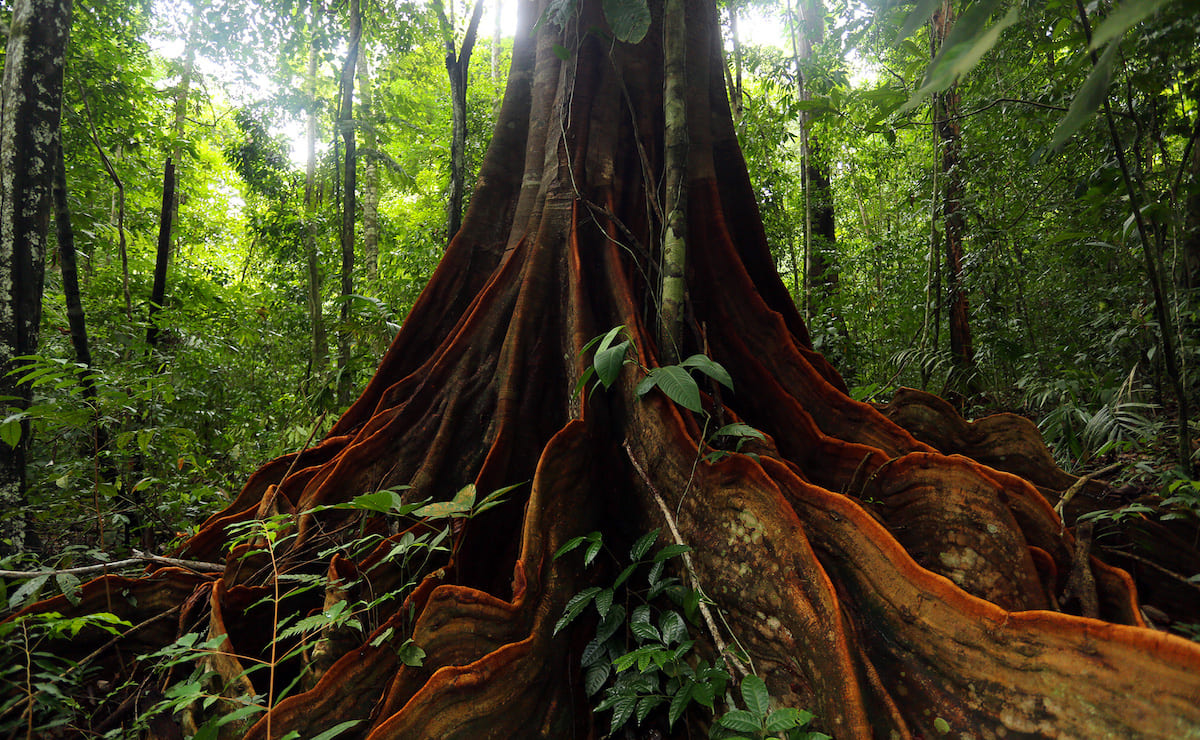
top-left (8, 0), bottom-right (1200, 736)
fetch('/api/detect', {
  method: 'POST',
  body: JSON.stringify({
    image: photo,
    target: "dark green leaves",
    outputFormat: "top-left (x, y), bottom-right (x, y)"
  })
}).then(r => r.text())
top-left (1047, 37), bottom-right (1120, 154)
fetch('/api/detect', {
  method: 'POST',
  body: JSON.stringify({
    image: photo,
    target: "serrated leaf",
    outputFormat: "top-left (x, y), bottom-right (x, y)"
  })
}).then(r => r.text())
top-left (718, 709), bottom-right (762, 732)
top-left (584, 662), bottom-right (610, 695)
top-left (740, 674), bottom-right (770, 718)
top-left (609, 694), bottom-right (638, 731)
top-left (55, 572), bottom-right (81, 607)
top-left (636, 695), bottom-right (665, 725)
top-left (554, 534), bottom-right (590, 560)
top-left (594, 340), bottom-right (630, 388)
top-left (594, 588), bottom-right (614, 620)
top-left (630, 605), bottom-right (659, 642)
top-left (602, 0), bottom-right (650, 44)
top-left (680, 354), bottom-right (733, 390)
top-left (9, 574), bottom-right (48, 609)
top-left (1089, 0), bottom-right (1171, 49)
top-left (1048, 41), bottom-right (1120, 154)
top-left (659, 610), bottom-right (687, 645)
top-left (554, 587), bottom-right (602, 635)
top-left (613, 562), bottom-right (639, 589)
top-left (763, 707), bottom-right (802, 732)
top-left (597, 605), bottom-right (625, 642)
top-left (582, 637), bottom-right (607, 667)
top-left (668, 680), bottom-right (693, 727)
top-left (644, 365), bottom-right (702, 412)
top-left (584, 536), bottom-right (602, 567)
top-left (647, 559), bottom-right (665, 586)
top-left (630, 529), bottom-right (660, 561)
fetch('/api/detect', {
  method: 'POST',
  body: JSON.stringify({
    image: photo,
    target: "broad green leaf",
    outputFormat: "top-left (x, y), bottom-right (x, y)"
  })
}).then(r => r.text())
top-left (652, 543), bottom-right (691, 562)
top-left (763, 707), bottom-right (803, 732)
top-left (584, 535), bottom-right (602, 566)
top-left (630, 529), bottom-right (660, 561)
top-left (1089, 0), bottom-right (1172, 49)
top-left (1048, 41), bottom-right (1120, 154)
top-left (582, 637), bottom-right (607, 667)
top-left (717, 708), bottom-right (762, 733)
top-left (609, 695), bottom-right (637, 732)
top-left (895, 0), bottom-right (941, 43)
top-left (414, 484), bottom-right (476, 519)
top-left (554, 586), bottom-right (601, 635)
top-left (398, 639), bottom-right (426, 667)
top-left (602, 0), bottom-right (651, 44)
top-left (554, 534), bottom-right (590, 560)
top-left (668, 680), bottom-right (693, 727)
top-left (899, 1), bottom-right (1019, 114)
top-left (9, 574), bottom-right (48, 610)
top-left (659, 610), bottom-right (687, 645)
top-left (630, 605), bottom-right (659, 642)
top-left (594, 588), bottom-right (614, 619)
top-left (636, 695), bottom-right (665, 725)
top-left (933, 716), bottom-right (952, 734)
top-left (584, 662), bottom-right (610, 695)
top-left (714, 423), bottom-right (764, 441)
top-left (637, 366), bottom-right (702, 412)
top-left (0, 414), bottom-right (24, 449)
top-left (351, 489), bottom-right (405, 514)
top-left (740, 673), bottom-right (770, 718)
top-left (680, 354), bottom-right (733, 390)
top-left (55, 572), bottom-right (81, 607)
top-left (594, 340), bottom-right (630, 388)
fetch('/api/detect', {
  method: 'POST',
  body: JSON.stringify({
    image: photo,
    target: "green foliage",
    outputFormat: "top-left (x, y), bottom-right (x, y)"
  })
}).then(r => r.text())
top-left (554, 531), bottom-right (828, 738)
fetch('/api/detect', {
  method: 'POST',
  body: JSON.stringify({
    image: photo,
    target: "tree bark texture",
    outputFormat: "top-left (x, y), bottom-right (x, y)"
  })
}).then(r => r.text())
top-left (337, 0), bottom-right (362, 407)
top-left (9, 0), bottom-right (1200, 735)
top-left (439, 0), bottom-right (485, 245)
top-left (931, 0), bottom-right (974, 388)
top-left (0, 0), bottom-right (71, 553)
top-left (146, 158), bottom-right (175, 349)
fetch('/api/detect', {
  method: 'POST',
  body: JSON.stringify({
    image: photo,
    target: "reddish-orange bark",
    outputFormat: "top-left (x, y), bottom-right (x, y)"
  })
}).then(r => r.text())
top-left (8, 0), bottom-right (1200, 736)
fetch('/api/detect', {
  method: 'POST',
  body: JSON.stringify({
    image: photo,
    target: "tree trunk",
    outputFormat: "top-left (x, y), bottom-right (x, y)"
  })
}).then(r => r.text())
top-left (337, 0), bottom-right (362, 408)
top-left (11, 0), bottom-right (1200, 735)
top-left (146, 159), bottom-right (175, 350)
top-left (53, 140), bottom-right (94, 388)
top-left (0, 0), bottom-right (72, 555)
top-left (304, 7), bottom-right (327, 376)
top-left (931, 0), bottom-right (975, 394)
top-left (360, 55), bottom-right (381, 291)
top-left (438, 0), bottom-right (485, 245)
top-left (659, 0), bottom-right (688, 364)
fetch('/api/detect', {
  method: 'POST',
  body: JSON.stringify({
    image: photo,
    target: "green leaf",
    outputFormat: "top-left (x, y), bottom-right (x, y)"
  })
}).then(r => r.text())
top-left (554, 587), bottom-right (602, 635)
top-left (0, 412), bottom-right (25, 449)
top-left (594, 588), bottom-right (614, 619)
top-left (350, 489), bottom-right (405, 514)
top-left (718, 709), bottom-right (762, 733)
top-left (398, 639), bottom-right (426, 667)
top-left (609, 694), bottom-right (638, 732)
top-left (680, 354), bottom-right (733, 390)
top-left (637, 365), bottom-right (702, 412)
top-left (895, 0), bottom-right (941, 44)
top-left (55, 572), bottom-right (81, 607)
top-left (552, 43), bottom-right (571, 61)
top-left (584, 662), bottom-right (610, 696)
top-left (659, 610), bottom-right (687, 645)
top-left (594, 340), bottom-right (631, 388)
top-left (414, 484), bottom-right (476, 519)
top-left (584, 535), bottom-right (602, 567)
top-left (740, 674), bottom-right (770, 718)
top-left (310, 720), bottom-right (365, 740)
top-left (1089, 0), bottom-right (1171, 49)
top-left (763, 707), bottom-right (802, 732)
top-left (602, 0), bottom-right (650, 44)
top-left (630, 605), bottom-right (659, 642)
top-left (554, 534), bottom-right (590, 560)
top-left (653, 543), bottom-right (691, 562)
top-left (1048, 41), bottom-right (1120, 154)
top-left (714, 423), bottom-right (764, 441)
top-left (613, 562), bottom-right (639, 588)
top-left (899, 0), bottom-right (1019, 115)
top-left (668, 680), bottom-right (693, 727)
top-left (630, 529), bottom-right (660, 561)
top-left (636, 695), bottom-right (665, 725)
top-left (582, 637), bottom-right (608, 667)
top-left (933, 716), bottom-right (952, 734)
top-left (9, 574), bottom-right (48, 609)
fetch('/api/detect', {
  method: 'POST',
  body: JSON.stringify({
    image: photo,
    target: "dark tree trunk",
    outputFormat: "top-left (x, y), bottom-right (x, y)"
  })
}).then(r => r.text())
top-left (932, 0), bottom-right (975, 392)
top-left (0, 0), bottom-right (72, 554)
top-left (337, 0), bottom-right (362, 407)
top-left (146, 159), bottom-right (176, 350)
top-left (439, 0), bottom-right (485, 245)
top-left (9, 0), bottom-right (1200, 736)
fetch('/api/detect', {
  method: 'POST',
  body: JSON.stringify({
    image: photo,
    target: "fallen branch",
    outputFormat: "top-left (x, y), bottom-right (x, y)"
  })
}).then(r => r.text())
top-left (0, 551), bottom-right (224, 579)
top-left (1054, 462), bottom-right (1124, 523)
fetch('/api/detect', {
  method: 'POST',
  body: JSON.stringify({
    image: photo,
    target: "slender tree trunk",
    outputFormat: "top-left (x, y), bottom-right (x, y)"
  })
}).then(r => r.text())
top-left (0, 0), bottom-right (71, 554)
top-left (727, 3), bottom-right (743, 121)
top-left (932, 0), bottom-right (975, 393)
top-left (336, 0), bottom-right (362, 407)
top-left (304, 9), bottom-right (327, 376)
top-left (439, 0), bottom-right (485, 245)
top-left (659, 0), bottom-right (689, 364)
top-left (359, 55), bottom-right (380, 291)
top-left (146, 159), bottom-right (175, 350)
top-left (52, 141), bottom-right (93, 383)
